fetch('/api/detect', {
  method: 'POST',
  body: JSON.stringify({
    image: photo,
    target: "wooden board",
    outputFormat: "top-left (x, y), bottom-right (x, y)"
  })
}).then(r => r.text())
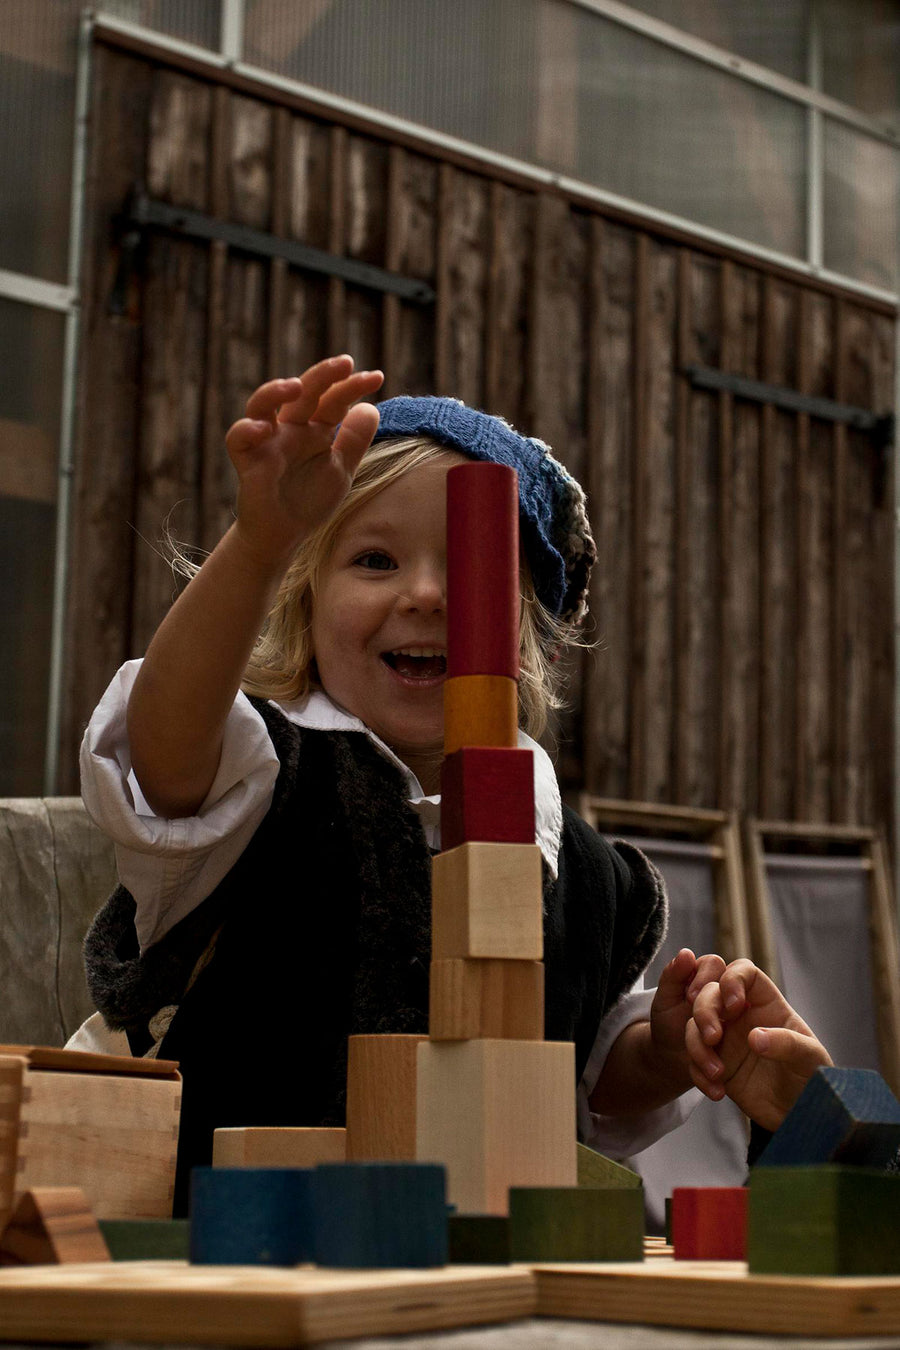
top-left (0, 1261), bottom-right (534, 1346)
top-left (533, 1259), bottom-right (900, 1337)
top-left (6, 1252), bottom-right (900, 1340)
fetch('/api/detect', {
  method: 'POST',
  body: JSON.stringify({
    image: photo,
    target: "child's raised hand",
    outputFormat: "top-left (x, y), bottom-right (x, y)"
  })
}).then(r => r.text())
top-left (649, 948), bottom-right (726, 1060)
top-left (686, 959), bottom-right (833, 1130)
top-left (225, 355), bottom-right (384, 565)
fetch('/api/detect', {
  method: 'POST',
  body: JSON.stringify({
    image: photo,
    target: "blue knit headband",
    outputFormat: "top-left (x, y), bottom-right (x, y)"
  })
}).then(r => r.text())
top-left (372, 396), bottom-right (596, 625)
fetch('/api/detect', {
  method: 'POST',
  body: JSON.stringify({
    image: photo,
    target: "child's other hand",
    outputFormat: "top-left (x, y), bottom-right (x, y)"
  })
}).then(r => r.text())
top-left (225, 355), bottom-right (384, 565)
top-left (649, 948), bottom-right (727, 1063)
top-left (686, 958), bottom-right (833, 1130)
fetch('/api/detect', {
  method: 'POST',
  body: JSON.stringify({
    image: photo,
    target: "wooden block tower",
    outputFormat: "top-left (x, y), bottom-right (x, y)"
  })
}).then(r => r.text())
top-left (416, 462), bottom-right (577, 1216)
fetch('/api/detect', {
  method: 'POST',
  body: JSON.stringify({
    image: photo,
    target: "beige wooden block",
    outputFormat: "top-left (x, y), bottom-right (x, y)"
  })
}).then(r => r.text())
top-left (0, 1048), bottom-right (181, 1220)
top-left (431, 843), bottom-right (543, 960)
top-left (416, 1039), bottom-right (576, 1215)
top-left (0, 1187), bottom-right (110, 1266)
top-left (346, 1035), bottom-right (426, 1161)
top-left (213, 1127), bottom-right (347, 1168)
top-left (429, 959), bottom-right (544, 1040)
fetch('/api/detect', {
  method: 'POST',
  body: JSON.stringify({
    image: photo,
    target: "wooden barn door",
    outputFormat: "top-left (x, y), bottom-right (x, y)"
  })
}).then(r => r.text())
top-left (63, 29), bottom-right (896, 849)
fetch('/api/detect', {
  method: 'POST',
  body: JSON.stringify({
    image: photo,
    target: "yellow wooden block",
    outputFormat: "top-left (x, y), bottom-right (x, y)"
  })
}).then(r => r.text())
top-left (444, 675), bottom-right (518, 755)
top-left (429, 959), bottom-right (544, 1040)
top-left (212, 1127), bottom-right (347, 1169)
top-left (0, 1048), bottom-right (180, 1222)
top-left (346, 1035), bottom-right (426, 1161)
top-left (416, 1039), bottom-right (576, 1215)
top-left (431, 843), bottom-right (543, 960)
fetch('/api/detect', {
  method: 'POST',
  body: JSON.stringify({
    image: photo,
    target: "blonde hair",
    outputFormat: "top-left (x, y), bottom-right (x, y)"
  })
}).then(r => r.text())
top-left (174, 437), bottom-right (584, 740)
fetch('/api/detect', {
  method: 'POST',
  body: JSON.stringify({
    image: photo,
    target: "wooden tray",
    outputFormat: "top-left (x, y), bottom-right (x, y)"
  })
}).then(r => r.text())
top-left (534, 1258), bottom-right (900, 1337)
top-left (0, 1262), bottom-right (535, 1346)
top-left (3, 1254), bottom-right (900, 1342)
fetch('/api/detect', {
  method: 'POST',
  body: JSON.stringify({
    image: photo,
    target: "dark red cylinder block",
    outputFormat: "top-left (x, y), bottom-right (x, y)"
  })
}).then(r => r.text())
top-left (446, 462), bottom-right (519, 679)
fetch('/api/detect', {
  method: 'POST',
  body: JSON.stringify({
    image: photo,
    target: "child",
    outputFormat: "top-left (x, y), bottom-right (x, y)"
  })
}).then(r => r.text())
top-left (76, 355), bottom-right (830, 1210)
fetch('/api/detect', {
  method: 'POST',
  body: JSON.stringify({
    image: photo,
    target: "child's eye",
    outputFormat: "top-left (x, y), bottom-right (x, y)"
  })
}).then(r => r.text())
top-left (354, 550), bottom-right (396, 571)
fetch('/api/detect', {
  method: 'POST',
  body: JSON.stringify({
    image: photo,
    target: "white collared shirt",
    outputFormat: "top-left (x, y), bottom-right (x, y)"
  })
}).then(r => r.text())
top-left (77, 659), bottom-right (696, 1154)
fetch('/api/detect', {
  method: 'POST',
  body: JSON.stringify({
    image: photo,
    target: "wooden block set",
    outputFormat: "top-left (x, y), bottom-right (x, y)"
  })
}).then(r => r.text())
top-left (416, 462), bottom-right (578, 1221)
top-left (669, 1068), bottom-right (900, 1274)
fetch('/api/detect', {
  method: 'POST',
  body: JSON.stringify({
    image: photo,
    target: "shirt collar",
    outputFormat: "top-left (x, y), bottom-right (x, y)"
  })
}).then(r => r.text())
top-left (274, 688), bottom-right (562, 879)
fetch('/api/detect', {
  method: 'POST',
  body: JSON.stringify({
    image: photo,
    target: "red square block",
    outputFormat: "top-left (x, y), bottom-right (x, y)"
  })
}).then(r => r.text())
top-left (671, 1187), bottom-right (748, 1260)
top-left (440, 747), bottom-right (535, 851)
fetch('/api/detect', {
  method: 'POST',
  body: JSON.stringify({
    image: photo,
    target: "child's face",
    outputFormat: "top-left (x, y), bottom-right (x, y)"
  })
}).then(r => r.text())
top-left (311, 453), bottom-right (466, 769)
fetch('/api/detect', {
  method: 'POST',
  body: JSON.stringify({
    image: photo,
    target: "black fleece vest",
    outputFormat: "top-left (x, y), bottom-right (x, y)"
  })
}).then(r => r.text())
top-left (84, 701), bottom-right (666, 1213)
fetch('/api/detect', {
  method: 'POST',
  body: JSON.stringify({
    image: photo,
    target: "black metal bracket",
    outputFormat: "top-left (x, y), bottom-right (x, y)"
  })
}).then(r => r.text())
top-left (684, 364), bottom-right (894, 451)
top-left (109, 186), bottom-right (435, 313)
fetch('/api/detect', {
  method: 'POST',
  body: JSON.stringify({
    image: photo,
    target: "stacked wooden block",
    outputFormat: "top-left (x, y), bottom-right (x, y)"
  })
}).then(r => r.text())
top-left (415, 463), bottom-right (576, 1216)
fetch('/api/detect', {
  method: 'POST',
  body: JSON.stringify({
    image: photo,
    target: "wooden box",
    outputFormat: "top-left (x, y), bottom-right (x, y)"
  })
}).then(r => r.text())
top-left (0, 1046), bottom-right (181, 1225)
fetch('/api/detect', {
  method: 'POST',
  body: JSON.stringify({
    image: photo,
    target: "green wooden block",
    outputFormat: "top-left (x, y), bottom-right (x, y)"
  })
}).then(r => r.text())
top-left (577, 1143), bottom-right (642, 1189)
top-left (749, 1166), bottom-right (900, 1275)
top-left (509, 1186), bottom-right (644, 1262)
top-left (98, 1219), bottom-right (190, 1261)
top-left (447, 1214), bottom-right (510, 1264)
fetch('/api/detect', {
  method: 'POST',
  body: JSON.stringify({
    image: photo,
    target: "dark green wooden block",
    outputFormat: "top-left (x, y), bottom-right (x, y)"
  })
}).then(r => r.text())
top-left (98, 1219), bottom-right (190, 1261)
top-left (509, 1187), bottom-right (644, 1262)
top-left (749, 1165), bottom-right (900, 1275)
top-left (576, 1143), bottom-right (642, 1189)
top-left (448, 1214), bottom-right (510, 1264)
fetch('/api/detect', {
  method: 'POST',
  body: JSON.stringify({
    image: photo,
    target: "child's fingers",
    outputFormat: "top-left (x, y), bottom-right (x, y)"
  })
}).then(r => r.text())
top-left (313, 369), bottom-right (385, 426)
top-left (748, 1025), bottom-right (833, 1074)
top-left (653, 948), bottom-right (697, 1004)
top-left (331, 402), bottom-right (381, 477)
top-left (685, 952), bottom-right (727, 1003)
top-left (690, 980), bottom-right (726, 1045)
top-left (244, 378), bottom-right (303, 422)
top-left (685, 1019), bottom-right (725, 1093)
top-left (277, 354), bottom-right (356, 423)
top-left (225, 418), bottom-right (276, 458)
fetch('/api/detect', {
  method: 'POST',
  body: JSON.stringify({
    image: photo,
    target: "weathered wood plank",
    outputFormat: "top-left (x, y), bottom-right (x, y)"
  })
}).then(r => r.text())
top-left (677, 255), bottom-right (720, 809)
top-left (639, 240), bottom-right (678, 803)
top-left (484, 182), bottom-right (532, 428)
top-left (797, 293), bottom-right (836, 822)
top-left (389, 148), bottom-right (438, 396)
top-left (63, 47), bottom-right (153, 791)
top-left (344, 135), bottom-right (388, 372)
top-left (583, 220), bottom-right (634, 799)
top-left (724, 266), bottom-right (762, 813)
top-left (759, 278), bottom-right (800, 819)
top-left (435, 166), bottom-right (489, 405)
top-left (282, 115), bottom-right (331, 378)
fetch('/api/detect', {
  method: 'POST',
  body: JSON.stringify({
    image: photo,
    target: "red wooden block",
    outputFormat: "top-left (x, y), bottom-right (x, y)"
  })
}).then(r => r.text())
top-left (671, 1187), bottom-right (748, 1260)
top-left (447, 463), bottom-right (519, 680)
top-left (441, 747), bottom-right (535, 850)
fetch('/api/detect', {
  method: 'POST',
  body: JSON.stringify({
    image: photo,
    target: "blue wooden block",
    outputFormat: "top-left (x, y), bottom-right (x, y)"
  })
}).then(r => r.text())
top-left (756, 1067), bottom-right (900, 1169)
top-left (313, 1163), bottom-right (447, 1268)
top-left (190, 1167), bottom-right (315, 1265)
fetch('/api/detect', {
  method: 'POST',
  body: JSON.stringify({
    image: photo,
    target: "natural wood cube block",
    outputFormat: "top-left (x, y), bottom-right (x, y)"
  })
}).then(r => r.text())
top-left (0, 1048), bottom-right (181, 1225)
top-left (443, 675), bottom-right (518, 756)
top-left (416, 1039), bottom-right (576, 1215)
top-left (0, 1187), bottom-right (110, 1266)
top-left (440, 747), bottom-right (535, 851)
top-left (749, 1165), bottom-right (900, 1275)
top-left (213, 1127), bottom-right (346, 1169)
top-left (671, 1186), bottom-right (748, 1260)
top-left (431, 843), bottom-right (543, 960)
top-left (346, 1035), bottom-right (426, 1161)
top-left (429, 958), bottom-right (544, 1040)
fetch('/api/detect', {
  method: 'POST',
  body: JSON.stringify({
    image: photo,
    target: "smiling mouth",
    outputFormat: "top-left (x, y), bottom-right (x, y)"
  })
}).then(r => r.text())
top-left (382, 647), bottom-right (447, 680)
